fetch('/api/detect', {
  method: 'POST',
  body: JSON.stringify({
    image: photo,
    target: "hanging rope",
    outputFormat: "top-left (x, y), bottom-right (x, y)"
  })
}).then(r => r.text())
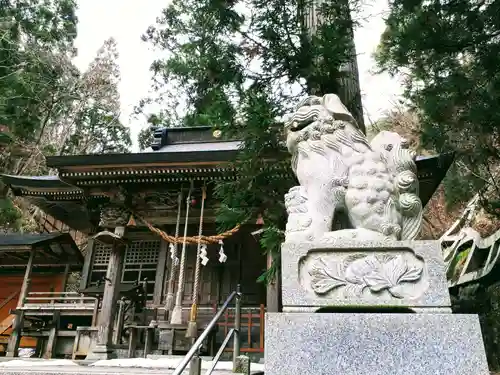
top-left (164, 190), bottom-right (183, 313)
top-left (186, 185), bottom-right (207, 338)
top-left (169, 193), bottom-right (182, 266)
top-left (171, 181), bottom-right (194, 324)
top-left (192, 185), bottom-right (206, 306)
top-left (136, 215), bottom-right (240, 245)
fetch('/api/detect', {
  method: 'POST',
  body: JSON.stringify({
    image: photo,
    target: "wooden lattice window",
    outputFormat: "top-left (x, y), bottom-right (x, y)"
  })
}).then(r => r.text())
top-left (94, 242), bottom-right (112, 265)
top-left (90, 242), bottom-right (113, 285)
top-left (121, 240), bottom-right (160, 300)
top-left (90, 240), bottom-right (160, 300)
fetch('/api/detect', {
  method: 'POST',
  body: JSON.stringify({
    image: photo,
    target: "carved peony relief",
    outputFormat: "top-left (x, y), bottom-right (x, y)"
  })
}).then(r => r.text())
top-left (298, 249), bottom-right (429, 301)
top-left (309, 254), bottom-right (423, 299)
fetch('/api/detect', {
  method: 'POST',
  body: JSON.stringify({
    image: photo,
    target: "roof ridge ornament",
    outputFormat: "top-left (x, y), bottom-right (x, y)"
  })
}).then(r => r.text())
top-left (151, 127), bottom-right (168, 151)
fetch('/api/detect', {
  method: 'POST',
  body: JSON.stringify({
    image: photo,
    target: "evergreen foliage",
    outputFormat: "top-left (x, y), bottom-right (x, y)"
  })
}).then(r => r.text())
top-left (140, 0), bottom-right (361, 281)
top-left (0, 1), bottom-right (131, 232)
top-left (375, 0), bottom-right (500, 216)
top-left (61, 38), bottom-right (131, 155)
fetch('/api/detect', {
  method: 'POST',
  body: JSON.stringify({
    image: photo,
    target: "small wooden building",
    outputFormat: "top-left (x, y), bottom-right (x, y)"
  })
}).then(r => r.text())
top-left (0, 233), bottom-right (82, 357)
top-left (1, 126), bottom-right (454, 359)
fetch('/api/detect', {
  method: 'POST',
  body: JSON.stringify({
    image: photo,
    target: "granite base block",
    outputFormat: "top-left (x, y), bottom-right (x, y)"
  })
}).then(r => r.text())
top-left (265, 312), bottom-right (489, 375)
top-left (281, 240), bottom-right (451, 310)
top-left (0, 367), bottom-right (241, 375)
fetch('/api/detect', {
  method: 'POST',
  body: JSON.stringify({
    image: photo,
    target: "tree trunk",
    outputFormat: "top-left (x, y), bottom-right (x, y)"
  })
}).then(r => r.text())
top-left (301, 0), bottom-right (365, 134)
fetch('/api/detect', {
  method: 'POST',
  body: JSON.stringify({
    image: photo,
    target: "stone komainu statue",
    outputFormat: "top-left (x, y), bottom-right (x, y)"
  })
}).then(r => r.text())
top-left (284, 94), bottom-right (422, 242)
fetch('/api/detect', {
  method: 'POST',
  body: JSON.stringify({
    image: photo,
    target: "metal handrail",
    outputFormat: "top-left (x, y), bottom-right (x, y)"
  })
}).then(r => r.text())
top-left (205, 328), bottom-right (235, 375)
top-left (172, 285), bottom-right (242, 375)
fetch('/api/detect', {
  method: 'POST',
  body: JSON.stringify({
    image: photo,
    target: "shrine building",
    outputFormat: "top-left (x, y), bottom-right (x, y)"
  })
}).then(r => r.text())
top-left (0, 126), bottom-right (453, 359)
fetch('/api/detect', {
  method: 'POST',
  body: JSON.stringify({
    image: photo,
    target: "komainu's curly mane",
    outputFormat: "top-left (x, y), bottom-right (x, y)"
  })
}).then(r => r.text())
top-left (283, 93), bottom-right (423, 242)
top-left (285, 94), bottom-right (369, 176)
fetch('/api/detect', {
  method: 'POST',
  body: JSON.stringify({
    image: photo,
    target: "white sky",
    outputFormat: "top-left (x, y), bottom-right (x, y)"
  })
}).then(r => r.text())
top-left (74, 0), bottom-right (403, 151)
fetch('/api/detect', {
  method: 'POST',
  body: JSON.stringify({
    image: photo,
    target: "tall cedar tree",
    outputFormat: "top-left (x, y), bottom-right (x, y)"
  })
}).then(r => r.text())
top-left (0, 0), bottom-right (78, 231)
top-left (141, 0), bottom-right (360, 282)
top-left (375, 0), bottom-right (500, 217)
top-left (61, 38), bottom-right (131, 155)
top-left (0, 2), bottom-right (131, 232)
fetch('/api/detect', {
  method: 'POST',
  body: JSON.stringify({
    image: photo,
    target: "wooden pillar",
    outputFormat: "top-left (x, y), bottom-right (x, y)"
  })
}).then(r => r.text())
top-left (87, 239), bottom-right (125, 360)
top-left (113, 298), bottom-right (126, 345)
top-left (143, 325), bottom-right (155, 358)
top-left (6, 311), bottom-right (24, 358)
top-left (91, 296), bottom-right (100, 326)
top-left (266, 253), bottom-right (281, 313)
top-left (72, 330), bottom-right (82, 360)
top-left (6, 247), bottom-right (35, 357)
top-left (153, 240), bottom-right (168, 318)
top-left (140, 279), bottom-right (148, 325)
top-left (127, 327), bottom-right (138, 358)
top-left (80, 238), bottom-right (95, 290)
top-left (43, 311), bottom-right (60, 359)
top-left (18, 248), bottom-right (35, 308)
top-left (237, 243), bottom-right (242, 286)
top-left (35, 335), bottom-right (44, 358)
top-left (61, 263), bottom-right (71, 293)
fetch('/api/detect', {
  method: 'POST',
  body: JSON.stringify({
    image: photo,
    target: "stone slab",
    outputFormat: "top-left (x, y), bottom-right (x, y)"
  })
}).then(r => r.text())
top-left (0, 367), bottom-right (241, 375)
top-left (0, 358), bottom-right (263, 375)
top-left (265, 312), bottom-right (489, 375)
top-left (281, 240), bottom-right (451, 310)
top-left (85, 345), bottom-right (116, 360)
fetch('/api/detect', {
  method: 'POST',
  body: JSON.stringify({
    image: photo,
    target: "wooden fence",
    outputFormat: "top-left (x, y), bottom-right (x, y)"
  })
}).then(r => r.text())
top-left (21, 292), bottom-right (97, 315)
top-left (218, 305), bottom-right (265, 353)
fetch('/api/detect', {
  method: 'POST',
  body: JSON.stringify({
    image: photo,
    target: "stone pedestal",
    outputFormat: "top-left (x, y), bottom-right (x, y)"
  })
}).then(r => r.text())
top-left (265, 240), bottom-right (489, 375)
top-left (281, 240), bottom-right (451, 311)
top-left (266, 313), bottom-right (488, 375)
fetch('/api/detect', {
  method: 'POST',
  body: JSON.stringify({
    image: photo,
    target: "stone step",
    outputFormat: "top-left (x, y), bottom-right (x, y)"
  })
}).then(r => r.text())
top-left (0, 359), bottom-right (265, 375)
top-left (0, 366), bottom-right (241, 375)
top-left (146, 354), bottom-right (215, 361)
